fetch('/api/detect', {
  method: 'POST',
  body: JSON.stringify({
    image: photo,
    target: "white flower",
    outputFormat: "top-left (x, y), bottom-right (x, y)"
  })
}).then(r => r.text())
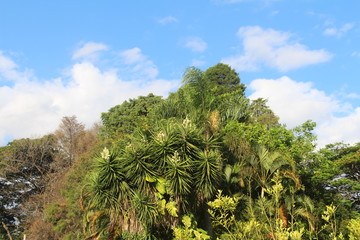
top-left (101, 147), bottom-right (110, 160)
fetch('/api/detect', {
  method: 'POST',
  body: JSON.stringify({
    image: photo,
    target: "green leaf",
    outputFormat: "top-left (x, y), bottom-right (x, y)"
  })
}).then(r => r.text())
top-left (182, 215), bottom-right (192, 229)
top-left (158, 199), bottom-right (166, 215)
top-left (156, 181), bottom-right (166, 194)
top-left (145, 175), bottom-right (156, 182)
top-left (166, 201), bottom-right (178, 217)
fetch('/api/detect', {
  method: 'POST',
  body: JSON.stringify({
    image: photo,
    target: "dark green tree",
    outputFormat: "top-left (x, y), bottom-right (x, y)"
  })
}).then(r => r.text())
top-left (101, 93), bottom-right (163, 138)
top-left (203, 63), bottom-right (246, 96)
top-left (310, 142), bottom-right (360, 211)
top-left (249, 98), bottom-right (279, 127)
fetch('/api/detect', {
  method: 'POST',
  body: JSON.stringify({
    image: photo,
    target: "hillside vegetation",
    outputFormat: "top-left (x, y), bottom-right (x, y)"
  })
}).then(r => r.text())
top-left (1, 63), bottom-right (359, 240)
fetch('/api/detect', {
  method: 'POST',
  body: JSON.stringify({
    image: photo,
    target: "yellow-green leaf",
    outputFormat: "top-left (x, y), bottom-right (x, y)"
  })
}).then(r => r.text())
top-left (166, 201), bottom-right (178, 217)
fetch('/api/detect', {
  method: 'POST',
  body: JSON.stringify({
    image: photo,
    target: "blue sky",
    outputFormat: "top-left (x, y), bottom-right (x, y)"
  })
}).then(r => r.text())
top-left (0, 0), bottom-right (359, 147)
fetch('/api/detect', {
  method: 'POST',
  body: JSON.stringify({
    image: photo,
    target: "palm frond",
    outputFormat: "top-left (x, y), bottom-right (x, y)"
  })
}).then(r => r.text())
top-left (165, 152), bottom-right (192, 196)
top-left (194, 150), bottom-right (222, 199)
top-left (132, 191), bottom-right (158, 229)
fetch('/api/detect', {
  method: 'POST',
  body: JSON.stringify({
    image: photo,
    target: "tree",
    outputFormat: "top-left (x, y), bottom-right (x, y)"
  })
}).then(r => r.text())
top-left (203, 63), bottom-right (246, 96)
top-left (0, 135), bottom-right (56, 238)
top-left (181, 64), bottom-right (249, 133)
top-left (182, 67), bottom-right (215, 124)
top-left (84, 118), bottom-right (223, 239)
top-left (249, 98), bottom-right (279, 127)
top-left (311, 142), bottom-right (360, 211)
top-left (23, 63), bottom-right (359, 239)
top-left (55, 115), bottom-right (85, 165)
top-left (246, 145), bottom-right (296, 199)
top-left (101, 93), bottom-right (163, 138)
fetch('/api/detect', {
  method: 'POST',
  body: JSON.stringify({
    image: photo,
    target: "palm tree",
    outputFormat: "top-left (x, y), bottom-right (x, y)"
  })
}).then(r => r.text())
top-left (247, 145), bottom-right (295, 199)
top-left (83, 64), bottom-right (251, 238)
top-left (194, 150), bottom-right (222, 200)
top-left (85, 147), bottom-right (135, 238)
top-left (165, 151), bottom-right (192, 212)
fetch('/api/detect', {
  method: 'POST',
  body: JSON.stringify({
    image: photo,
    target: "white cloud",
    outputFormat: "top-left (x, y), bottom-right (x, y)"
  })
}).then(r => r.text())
top-left (248, 76), bottom-right (360, 147)
top-left (184, 37), bottom-right (208, 52)
top-left (222, 26), bottom-right (332, 72)
top-left (0, 52), bottom-right (17, 70)
top-left (0, 52), bottom-right (32, 82)
top-left (323, 23), bottom-right (355, 38)
top-left (249, 76), bottom-right (339, 127)
top-left (345, 93), bottom-right (360, 99)
top-left (157, 16), bottom-right (178, 25)
top-left (316, 108), bottom-right (360, 147)
top-left (0, 50), bottom-right (179, 146)
top-left (72, 42), bottom-right (109, 60)
top-left (119, 47), bottom-right (159, 79)
top-left (121, 47), bottom-right (146, 64)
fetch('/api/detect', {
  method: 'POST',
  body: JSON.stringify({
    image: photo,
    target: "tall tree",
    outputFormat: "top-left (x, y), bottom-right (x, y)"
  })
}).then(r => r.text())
top-left (249, 98), bottom-right (279, 127)
top-left (55, 115), bottom-right (85, 165)
top-left (203, 63), bottom-right (246, 96)
top-left (101, 93), bottom-right (163, 138)
top-left (84, 119), bottom-right (223, 239)
top-left (181, 64), bottom-right (249, 131)
top-left (310, 142), bottom-right (360, 211)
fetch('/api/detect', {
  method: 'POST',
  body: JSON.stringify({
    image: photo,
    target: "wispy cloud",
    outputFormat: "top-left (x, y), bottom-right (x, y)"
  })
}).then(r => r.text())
top-left (323, 22), bottom-right (355, 38)
top-left (0, 52), bottom-right (32, 82)
top-left (269, 10), bottom-right (279, 16)
top-left (184, 37), bottom-right (208, 52)
top-left (191, 58), bottom-right (206, 67)
top-left (222, 26), bottom-right (332, 72)
top-left (72, 42), bottom-right (109, 60)
top-left (248, 76), bottom-right (360, 147)
top-left (345, 93), bottom-right (360, 99)
top-left (351, 51), bottom-right (360, 57)
top-left (120, 47), bottom-right (159, 79)
top-left (0, 49), bottom-right (179, 146)
top-left (157, 16), bottom-right (178, 25)
top-left (308, 11), bottom-right (355, 38)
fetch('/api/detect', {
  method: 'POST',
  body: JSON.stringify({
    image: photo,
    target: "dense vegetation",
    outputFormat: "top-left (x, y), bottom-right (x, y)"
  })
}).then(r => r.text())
top-left (0, 63), bottom-right (359, 239)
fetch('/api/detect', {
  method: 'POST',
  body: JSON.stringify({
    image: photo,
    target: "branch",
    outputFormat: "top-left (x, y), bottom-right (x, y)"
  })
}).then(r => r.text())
top-left (1, 221), bottom-right (13, 240)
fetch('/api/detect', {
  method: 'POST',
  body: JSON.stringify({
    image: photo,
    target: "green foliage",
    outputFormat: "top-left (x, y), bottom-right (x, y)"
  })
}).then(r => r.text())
top-left (309, 142), bottom-right (360, 211)
top-left (290, 120), bottom-right (317, 164)
top-left (319, 204), bottom-right (345, 240)
top-left (40, 144), bottom-right (102, 240)
top-left (159, 63), bottom-right (248, 128)
top-left (208, 190), bottom-right (240, 235)
top-left (218, 91), bottom-right (249, 123)
top-left (101, 93), bottom-right (163, 138)
top-left (166, 201), bottom-right (178, 217)
top-left (203, 63), bottom-right (245, 96)
top-left (83, 118), bottom-right (223, 238)
top-left (223, 121), bottom-right (294, 154)
top-left (173, 215), bottom-right (210, 240)
top-left (347, 218), bottom-right (360, 240)
top-left (11, 62), bottom-right (359, 240)
top-left (249, 98), bottom-right (279, 127)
